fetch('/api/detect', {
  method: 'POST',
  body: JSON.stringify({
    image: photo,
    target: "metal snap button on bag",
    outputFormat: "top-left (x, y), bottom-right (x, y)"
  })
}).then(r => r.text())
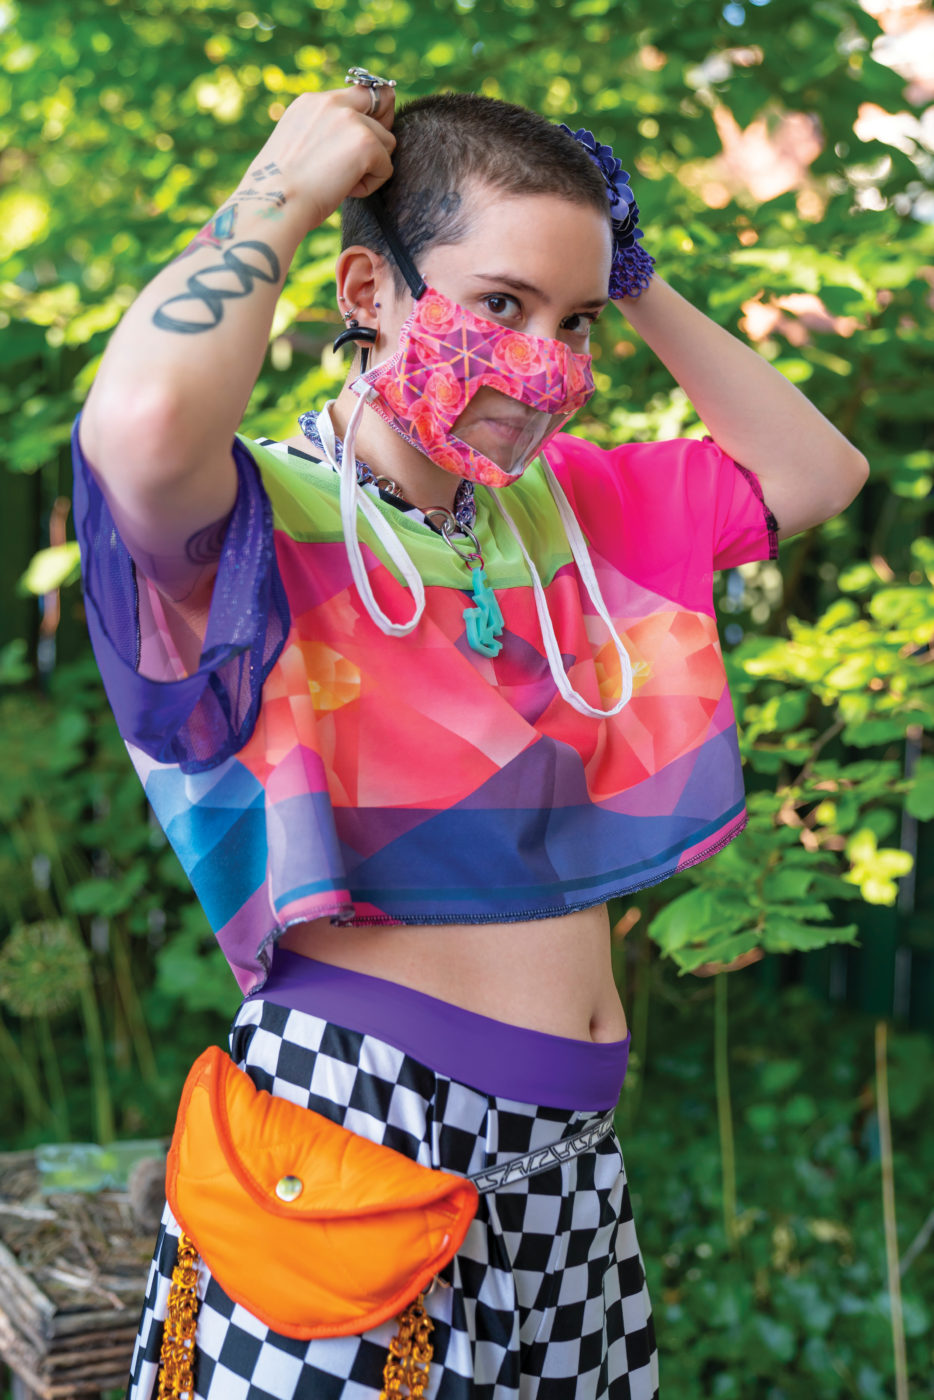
top-left (275, 1174), bottom-right (303, 1202)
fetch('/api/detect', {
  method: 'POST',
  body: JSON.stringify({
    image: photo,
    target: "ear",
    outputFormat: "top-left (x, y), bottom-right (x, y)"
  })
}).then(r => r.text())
top-left (336, 246), bottom-right (390, 327)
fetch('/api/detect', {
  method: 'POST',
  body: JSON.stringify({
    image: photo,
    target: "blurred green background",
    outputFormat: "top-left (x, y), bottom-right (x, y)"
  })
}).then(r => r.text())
top-left (0, 0), bottom-right (932, 1394)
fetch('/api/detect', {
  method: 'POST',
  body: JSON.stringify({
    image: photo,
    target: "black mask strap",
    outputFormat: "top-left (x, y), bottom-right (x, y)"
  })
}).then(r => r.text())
top-left (366, 190), bottom-right (428, 301)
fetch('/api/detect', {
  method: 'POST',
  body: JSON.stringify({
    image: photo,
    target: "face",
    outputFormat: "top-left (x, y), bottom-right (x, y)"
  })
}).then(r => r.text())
top-left (369, 182), bottom-right (613, 471)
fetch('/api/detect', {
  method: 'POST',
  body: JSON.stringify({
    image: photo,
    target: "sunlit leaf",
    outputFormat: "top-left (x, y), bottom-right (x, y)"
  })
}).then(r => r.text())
top-left (18, 541), bottom-right (81, 596)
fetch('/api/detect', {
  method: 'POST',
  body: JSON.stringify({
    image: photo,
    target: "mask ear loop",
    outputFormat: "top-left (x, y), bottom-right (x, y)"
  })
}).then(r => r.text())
top-left (366, 191), bottom-right (427, 301)
top-left (317, 398), bottom-right (426, 638)
top-left (333, 189), bottom-right (426, 390)
top-left (318, 193), bottom-right (430, 636)
top-left (489, 462), bottom-right (634, 719)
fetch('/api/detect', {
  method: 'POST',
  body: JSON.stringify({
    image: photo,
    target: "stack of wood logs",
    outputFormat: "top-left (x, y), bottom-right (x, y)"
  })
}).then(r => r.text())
top-left (0, 1149), bottom-right (163, 1399)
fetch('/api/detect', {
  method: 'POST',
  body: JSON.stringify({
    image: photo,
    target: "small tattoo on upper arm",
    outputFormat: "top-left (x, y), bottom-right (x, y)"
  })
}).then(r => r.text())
top-left (153, 240), bottom-right (281, 333)
top-left (185, 511), bottom-right (234, 565)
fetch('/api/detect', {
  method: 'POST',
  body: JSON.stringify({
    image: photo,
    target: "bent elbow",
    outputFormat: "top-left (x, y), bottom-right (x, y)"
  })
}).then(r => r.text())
top-left (828, 448), bottom-right (869, 517)
top-left (851, 449), bottom-right (870, 487)
top-left (844, 449), bottom-right (870, 505)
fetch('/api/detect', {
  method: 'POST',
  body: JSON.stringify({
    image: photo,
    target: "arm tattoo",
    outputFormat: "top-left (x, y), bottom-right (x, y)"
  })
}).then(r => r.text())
top-left (174, 205), bottom-right (238, 263)
top-left (153, 240), bottom-right (281, 334)
top-left (174, 187), bottom-right (286, 266)
top-left (185, 511), bottom-right (234, 565)
top-left (233, 187), bottom-right (287, 209)
top-left (249, 161), bottom-right (281, 181)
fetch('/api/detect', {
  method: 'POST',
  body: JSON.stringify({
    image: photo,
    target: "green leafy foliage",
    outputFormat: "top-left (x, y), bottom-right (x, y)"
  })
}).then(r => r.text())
top-left (620, 965), bottom-right (934, 1398)
top-left (17, 541), bottom-right (81, 596)
top-left (0, 659), bottom-right (234, 1147)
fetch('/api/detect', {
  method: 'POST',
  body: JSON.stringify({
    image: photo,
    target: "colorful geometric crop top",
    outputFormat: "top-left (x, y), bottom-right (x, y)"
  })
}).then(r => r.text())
top-left (72, 416), bottom-right (778, 995)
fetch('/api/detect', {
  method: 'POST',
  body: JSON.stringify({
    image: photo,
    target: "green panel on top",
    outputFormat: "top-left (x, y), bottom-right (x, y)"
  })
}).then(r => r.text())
top-left (237, 435), bottom-right (578, 593)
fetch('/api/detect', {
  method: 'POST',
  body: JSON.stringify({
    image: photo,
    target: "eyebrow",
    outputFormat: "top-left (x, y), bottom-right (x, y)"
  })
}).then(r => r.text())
top-left (468, 272), bottom-right (607, 312)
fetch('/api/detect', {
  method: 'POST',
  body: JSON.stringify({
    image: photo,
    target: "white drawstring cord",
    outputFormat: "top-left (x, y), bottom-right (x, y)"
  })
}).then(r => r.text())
top-left (317, 397), bottom-right (425, 638)
top-left (489, 460), bottom-right (633, 719)
top-left (317, 401), bottom-right (632, 717)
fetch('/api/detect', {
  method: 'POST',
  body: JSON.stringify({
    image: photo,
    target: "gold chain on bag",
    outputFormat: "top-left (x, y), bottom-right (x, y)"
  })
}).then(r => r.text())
top-left (380, 1291), bottom-right (435, 1398)
top-left (156, 1232), bottom-right (434, 1399)
top-left (157, 1230), bottom-right (200, 1400)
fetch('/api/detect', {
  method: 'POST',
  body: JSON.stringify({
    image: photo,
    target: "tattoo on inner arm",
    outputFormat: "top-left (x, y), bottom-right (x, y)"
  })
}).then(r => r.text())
top-left (153, 240), bottom-right (281, 334)
top-left (185, 511), bottom-right (234, 565)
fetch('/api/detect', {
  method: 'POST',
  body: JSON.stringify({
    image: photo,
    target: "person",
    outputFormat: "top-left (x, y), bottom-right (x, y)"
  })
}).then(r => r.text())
top-left (72, 71), bottom-right (868, 1400)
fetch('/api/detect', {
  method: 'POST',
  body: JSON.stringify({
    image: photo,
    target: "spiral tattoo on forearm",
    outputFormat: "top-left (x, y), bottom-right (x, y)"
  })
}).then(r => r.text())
top-left (153, 241), bottom-right (281, 334)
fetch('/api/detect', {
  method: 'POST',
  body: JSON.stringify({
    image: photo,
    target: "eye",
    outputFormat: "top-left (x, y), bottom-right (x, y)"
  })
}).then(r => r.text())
top-left (561, 311), bottom-right (600, 337)
top-left (480, 293), bottom-right (522, 321)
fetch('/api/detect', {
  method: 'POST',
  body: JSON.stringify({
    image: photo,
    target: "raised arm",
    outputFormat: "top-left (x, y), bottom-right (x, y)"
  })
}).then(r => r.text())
top-left (79, 84), bottom-right (396, 599)
top-left (616, 276), bottom-right (869, 540)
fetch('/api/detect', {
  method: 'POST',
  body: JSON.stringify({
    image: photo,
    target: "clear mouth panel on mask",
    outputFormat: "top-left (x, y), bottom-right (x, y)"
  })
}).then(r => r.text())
top-left (449, 403), bottom-right (579, 479)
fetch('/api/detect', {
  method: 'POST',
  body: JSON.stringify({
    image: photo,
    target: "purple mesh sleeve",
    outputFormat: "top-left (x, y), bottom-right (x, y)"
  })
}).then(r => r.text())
top-left (71, 414), bottom-right (289, 772)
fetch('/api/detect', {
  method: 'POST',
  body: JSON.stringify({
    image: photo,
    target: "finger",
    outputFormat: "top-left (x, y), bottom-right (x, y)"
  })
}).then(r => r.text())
top-left (363, 118), bottom-right (396, 155)
top-left (337, 82), bottom-right (380, 116)
top-left (344, 137), bottom-right (395, 199)
top-left (346, 162), bottom-right (393, 200)
top-left (370, 83), bottom-right (396, 132)
top-left (339, 79), bottom-right (396, 132)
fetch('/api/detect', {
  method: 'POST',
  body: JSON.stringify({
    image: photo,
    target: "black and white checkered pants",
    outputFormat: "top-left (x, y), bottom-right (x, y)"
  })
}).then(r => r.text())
top-left (127, 995), bottom-right (659, 1398)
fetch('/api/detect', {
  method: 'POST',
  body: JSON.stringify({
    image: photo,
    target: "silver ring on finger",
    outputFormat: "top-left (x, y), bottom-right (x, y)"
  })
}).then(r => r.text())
top-left (367, 85), bottom-right (381, 117)
top-left (345, 66), bottom-right (397, 91)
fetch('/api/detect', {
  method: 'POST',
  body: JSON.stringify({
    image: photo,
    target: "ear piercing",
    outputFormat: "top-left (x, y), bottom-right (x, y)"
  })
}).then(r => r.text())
top-left (333, 314), bottom-right (378, 372)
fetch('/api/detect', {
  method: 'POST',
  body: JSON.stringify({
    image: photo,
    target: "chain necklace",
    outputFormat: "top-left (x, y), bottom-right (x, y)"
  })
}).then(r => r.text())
top-left (297, 409), bottom-right (477, 529)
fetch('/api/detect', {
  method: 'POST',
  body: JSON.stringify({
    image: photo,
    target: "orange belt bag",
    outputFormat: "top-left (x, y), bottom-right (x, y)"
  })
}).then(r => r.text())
top-left (157, 1044), bottom-right (617, 1399)
top-left (158, 1045), bottom-right (479, 1399)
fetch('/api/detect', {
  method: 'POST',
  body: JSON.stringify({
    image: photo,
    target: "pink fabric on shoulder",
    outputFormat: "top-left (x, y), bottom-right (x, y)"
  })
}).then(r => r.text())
top-left (545, 433), bottom-right (778, 613)
top-left (137, 576), bottom-right (189, 683)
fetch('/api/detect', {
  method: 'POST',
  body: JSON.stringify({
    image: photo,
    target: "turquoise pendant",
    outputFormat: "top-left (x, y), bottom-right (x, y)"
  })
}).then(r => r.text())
top-left (464, 566), bottom-right (504, 657)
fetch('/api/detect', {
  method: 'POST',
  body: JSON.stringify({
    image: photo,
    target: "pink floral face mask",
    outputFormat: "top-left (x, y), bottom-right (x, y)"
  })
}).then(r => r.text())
top-left (350, 287), bottom-right (595, 488)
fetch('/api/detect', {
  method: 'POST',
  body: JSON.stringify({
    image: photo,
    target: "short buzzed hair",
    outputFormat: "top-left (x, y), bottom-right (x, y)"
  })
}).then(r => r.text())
top-left (341, 93), bottom-right (612, 291)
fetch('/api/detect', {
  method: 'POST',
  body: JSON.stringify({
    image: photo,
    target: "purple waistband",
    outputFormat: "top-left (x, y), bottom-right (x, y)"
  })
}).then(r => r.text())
top-left (243, 948), bottom-right (630, 1111)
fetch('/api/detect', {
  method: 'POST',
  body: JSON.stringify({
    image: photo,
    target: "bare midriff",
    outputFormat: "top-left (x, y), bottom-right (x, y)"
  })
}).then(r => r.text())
top-left (278, 903), bottom-right (628, 1044)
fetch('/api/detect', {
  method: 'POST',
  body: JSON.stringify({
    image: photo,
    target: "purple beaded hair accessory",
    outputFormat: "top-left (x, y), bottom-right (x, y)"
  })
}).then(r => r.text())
top-left (558, 125), bottom-right (655, 299)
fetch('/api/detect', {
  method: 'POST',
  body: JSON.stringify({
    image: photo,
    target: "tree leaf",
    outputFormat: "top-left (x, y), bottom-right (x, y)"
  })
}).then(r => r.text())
top-left (761, 918), bottom-right (859, 954)
top-left (18, 542), bottom-right (82, 597)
